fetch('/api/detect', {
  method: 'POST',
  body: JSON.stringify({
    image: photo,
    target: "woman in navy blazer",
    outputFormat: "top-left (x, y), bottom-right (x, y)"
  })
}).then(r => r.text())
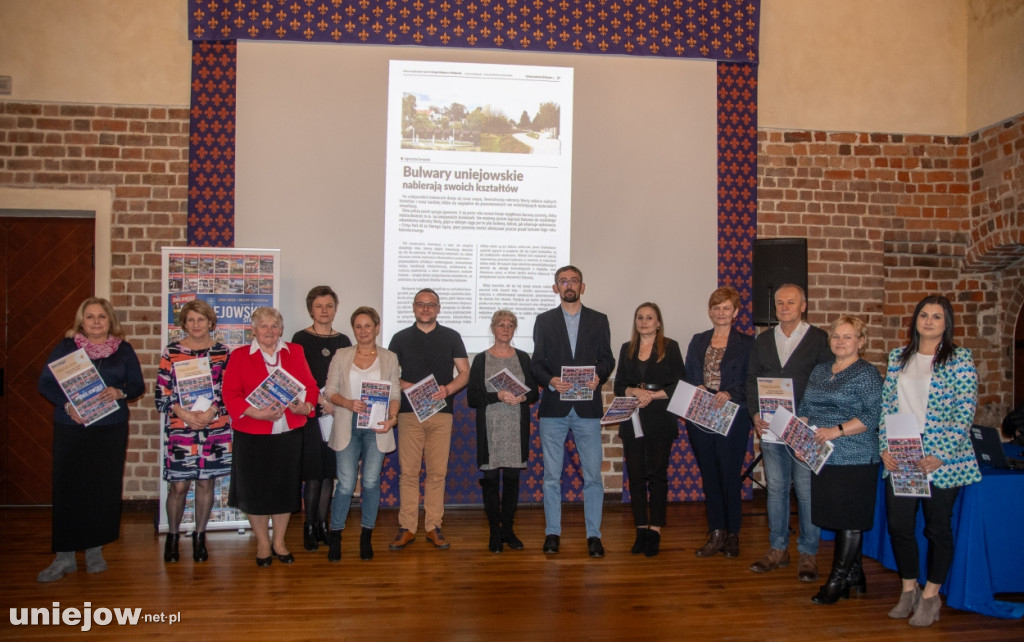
top-left (685, 287), bottom-right (754, 559)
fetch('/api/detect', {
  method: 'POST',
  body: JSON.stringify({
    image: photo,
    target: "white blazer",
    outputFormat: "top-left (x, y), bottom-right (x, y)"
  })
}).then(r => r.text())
top-left (324, 345), bottom-right (401, 454)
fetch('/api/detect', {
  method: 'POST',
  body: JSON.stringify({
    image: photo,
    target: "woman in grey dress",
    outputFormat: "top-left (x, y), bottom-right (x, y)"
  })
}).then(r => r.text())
top-left (467, 310), bottom-right (540, 553)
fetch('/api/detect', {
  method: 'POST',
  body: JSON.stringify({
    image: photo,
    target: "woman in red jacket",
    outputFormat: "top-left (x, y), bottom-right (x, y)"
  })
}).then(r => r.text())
top-left (223, 307), bottom-right (319, 567)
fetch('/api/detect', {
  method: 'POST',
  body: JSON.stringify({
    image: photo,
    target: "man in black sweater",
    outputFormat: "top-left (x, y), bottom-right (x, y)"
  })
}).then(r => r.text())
top-left (746, 284), bottom-right (832, 582)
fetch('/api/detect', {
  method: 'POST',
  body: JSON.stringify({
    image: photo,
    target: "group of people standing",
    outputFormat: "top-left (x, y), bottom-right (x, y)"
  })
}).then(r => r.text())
top-left (34, 271), bottom-right (982, 628)
top-left (742, 286), bottom-right (980, 627)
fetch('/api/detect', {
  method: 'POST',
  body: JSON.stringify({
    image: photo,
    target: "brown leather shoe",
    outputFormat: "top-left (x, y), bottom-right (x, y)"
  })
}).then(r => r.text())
top-left (798, 553), bottom-right (819, 582)
top-left (388, 529), bottom-right (415, 551)
top-left (695, 530), bottom-right (725, 558)
top-left (425, 527), bottom-right (451, 550)
top-left (749, 547), bottom-right (789, 573)
top-left (723, 532), bottom-right (740, 558)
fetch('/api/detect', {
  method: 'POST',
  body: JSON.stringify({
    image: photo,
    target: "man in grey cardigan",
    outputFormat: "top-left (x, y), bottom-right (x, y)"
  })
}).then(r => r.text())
top-left (746, 284), bottom-right (832, 582)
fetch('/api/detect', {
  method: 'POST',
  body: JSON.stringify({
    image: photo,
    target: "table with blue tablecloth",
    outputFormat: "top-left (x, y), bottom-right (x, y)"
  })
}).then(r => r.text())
top-left (858, 443), bottom-right (1024, 619)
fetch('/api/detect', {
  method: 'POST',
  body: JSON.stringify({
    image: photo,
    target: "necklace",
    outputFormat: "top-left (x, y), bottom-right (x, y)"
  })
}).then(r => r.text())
top-left (261, 350), bottom-right (280, 368)
top-left (357, 346), bottom-right (377, 357)
top-left (311, 326), bottom-right (334, 357)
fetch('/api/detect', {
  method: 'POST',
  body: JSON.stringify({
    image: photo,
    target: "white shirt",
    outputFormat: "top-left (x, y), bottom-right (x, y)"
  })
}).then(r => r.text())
top-left (897, 352), bottom-right (933, 434)
top-left (774, 320), bottom-right (809, 367)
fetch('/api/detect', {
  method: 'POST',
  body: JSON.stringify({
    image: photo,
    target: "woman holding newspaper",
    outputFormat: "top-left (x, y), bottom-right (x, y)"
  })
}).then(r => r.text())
top-left (878, 295), bottom-right (980, 627)
top-left (291, 286), bottom-right (351, 552)
top-left (36, 297), bottom-right (145, 582)
top-left (222, 307), bottom-right (319, 567)
top-left (684, 286), bottom-right (754, 560)
top-left (797, 315), bottom-right (882, 605)
top-left (155, 299), bottom-right (232, 564)
top-left (467, 310), bottom-right (539, 553)
top-left (323, 306), bottom-right (401, 561)
top-left (615, 302), bottom-right (685, 557)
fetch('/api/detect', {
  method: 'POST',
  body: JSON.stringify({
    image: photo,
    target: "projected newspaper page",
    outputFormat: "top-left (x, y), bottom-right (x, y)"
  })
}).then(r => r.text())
top-left (383, 60), bottom-right (573, 353)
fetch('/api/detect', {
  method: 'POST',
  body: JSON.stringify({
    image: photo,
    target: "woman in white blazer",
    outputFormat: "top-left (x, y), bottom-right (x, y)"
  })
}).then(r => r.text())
top-left (324, 306), bottom-right (401, 562)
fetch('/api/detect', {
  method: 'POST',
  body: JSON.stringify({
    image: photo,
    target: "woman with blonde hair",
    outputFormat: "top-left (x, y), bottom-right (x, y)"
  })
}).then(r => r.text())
top-left (37, 297), bottom-right (145, 582)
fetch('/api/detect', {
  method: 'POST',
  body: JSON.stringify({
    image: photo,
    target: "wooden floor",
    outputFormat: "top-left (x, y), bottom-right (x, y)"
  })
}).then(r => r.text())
top-left (2, 496), bottom-right (1021, 640)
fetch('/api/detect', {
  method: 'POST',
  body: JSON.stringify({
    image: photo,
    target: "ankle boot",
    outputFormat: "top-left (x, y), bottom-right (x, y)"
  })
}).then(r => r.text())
top-left (644, 529), bottom-right (662, 557)
top-left (37, 552), bottom-right (77, 583)
top-left (811, 530), bottom-right (859, 605)
top-left (327, 529), bottom-right (342, 562)
top-left (164, 533), bottom-right (180, 563)
top-left (695, 529), bottom-right (725, 557)
top-left (192, 531), bottom-right (209, 562)
top-left (316, 521), bottom-right (329, 544)
top-left (359, 527), bottom-right (374, 561)
top-left (303, 521), bottom-right (318, 552)
top-left (480, 477), bottom-right (503, 553)
top-left (85, 546), bottom-right (107, 574)
top-left (631, 528), bottom-right (649, 555)
top-left (500, 474), bottom-right (524, 550)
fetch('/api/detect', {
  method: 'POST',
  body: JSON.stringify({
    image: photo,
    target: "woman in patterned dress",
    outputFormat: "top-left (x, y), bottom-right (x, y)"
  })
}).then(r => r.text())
top-left (467, 310), bottom-right (539, 553)
top-left (879, 295), bottom-right (981, 627)
top-left (156, 299), bottom-right (232, 563)
top-left (798, 315), bottom-right (882, 605)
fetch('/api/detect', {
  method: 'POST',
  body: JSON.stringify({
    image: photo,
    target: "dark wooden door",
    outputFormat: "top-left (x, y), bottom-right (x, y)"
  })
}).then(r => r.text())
top-left (0, 216), bottom-right (94, 504)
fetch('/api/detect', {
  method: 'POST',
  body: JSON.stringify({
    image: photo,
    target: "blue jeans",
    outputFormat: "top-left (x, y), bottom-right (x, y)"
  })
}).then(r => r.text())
top-left (539, 409), bottom-right (603, 539)
top-left (330, 427), bottom-right (386, 531)
top-left (761, 441), bottom-right (819, 554)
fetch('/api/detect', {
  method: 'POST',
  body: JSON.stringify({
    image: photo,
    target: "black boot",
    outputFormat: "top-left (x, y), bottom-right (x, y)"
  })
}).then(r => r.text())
top-left (500, 473), bottom-right (524, 550)
top-left (631, 528), bottom-right (649, 555)
top-left (316, 521), bottom-right (329, 545)
top-left (644, 529), bottom-right (662, 557)
top-left (359, 527), bottom-right (374, 561)
top-left (192, 532), bottom-right (208, 562)
top-left (811, 530), bottom-right (859, 605)
top-left (303, 521), bottom-right (318, 552)
top-left (480, 477), bottom-right (502, 553)
top-left (327, 529), bottom-right (342, 562)
top-left (164, 533), bottom-right (180, 563)
top-left (846, 543), bottom-right (866, 595)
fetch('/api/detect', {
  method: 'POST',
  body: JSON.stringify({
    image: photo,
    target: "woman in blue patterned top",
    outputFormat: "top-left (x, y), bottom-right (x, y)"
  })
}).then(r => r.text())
top-left (878, 295), bottom-right (980, 627)
top-left (798, 315), bottom-right (882, 605)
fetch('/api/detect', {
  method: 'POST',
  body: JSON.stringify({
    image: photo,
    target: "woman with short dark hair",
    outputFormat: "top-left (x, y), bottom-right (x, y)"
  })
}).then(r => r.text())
top-left (291, 285), bottom-right (351, 551)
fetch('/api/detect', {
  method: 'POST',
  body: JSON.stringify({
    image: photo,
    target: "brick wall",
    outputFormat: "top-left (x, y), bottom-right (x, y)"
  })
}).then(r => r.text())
top-left (0, 101), bottom-right (190, 498)
top-left (757, 111), bottom-right (1024, 427)
top-left (3, 100), bottom-right (1020, 499)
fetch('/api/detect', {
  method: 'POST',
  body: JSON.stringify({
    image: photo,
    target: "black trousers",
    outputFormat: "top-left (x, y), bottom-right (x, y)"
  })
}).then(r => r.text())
top-left (885, 481), bottom-right (960, 586)
top-left (687, 420), bottom-right (751, 533)
top-left (621, 429), bottom-right (675, 527)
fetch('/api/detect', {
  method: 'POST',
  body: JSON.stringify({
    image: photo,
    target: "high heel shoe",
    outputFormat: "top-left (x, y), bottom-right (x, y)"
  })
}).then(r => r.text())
top-left (192, 531), bottom-right (209, 562)
top-left (271, 546), bottom-right (294, 564)
top-left (164, 533), bottom-right (180, 563)
top-left (888, 585), bottom-right (921, 618)
top-left (909, 594), bottom-right (942, 627)
top-left (256, 554), bottom-right (272, 567)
